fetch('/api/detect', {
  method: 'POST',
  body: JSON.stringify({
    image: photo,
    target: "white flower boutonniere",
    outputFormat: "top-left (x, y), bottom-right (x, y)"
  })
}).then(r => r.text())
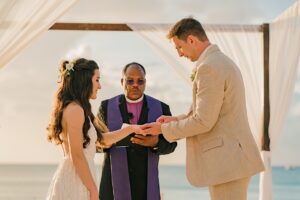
top-left (190, 68), bottom-right (197, 82)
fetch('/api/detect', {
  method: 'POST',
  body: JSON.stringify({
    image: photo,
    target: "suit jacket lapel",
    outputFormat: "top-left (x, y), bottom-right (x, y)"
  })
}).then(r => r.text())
top-left (192, 45), bottom-right (220, 111)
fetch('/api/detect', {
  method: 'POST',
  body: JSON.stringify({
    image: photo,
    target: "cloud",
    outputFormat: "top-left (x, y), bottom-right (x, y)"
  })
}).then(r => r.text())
top-left (172, 0), bottom-right (263, 24)
top-left (58, 0), bottom-right (170, 23)
top-left (64, 44), bottom-right (93, 60)
top-left (58, 0), bottom-right (294, 24)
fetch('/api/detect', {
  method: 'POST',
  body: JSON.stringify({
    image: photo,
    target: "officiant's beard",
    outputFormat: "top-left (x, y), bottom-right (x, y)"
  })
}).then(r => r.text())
top-left (126, 88), bottom-right (143, 100)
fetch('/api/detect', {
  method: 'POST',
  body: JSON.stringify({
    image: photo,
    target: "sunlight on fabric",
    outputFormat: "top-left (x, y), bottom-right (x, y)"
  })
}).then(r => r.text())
top-left (0, 0), bottom-right (78, 69)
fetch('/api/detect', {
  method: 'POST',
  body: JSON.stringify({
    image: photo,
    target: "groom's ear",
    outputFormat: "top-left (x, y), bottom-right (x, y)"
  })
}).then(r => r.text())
top-left (187, 35), bottom-right (195, 44)
top-left (121, 78), bottom-right (124, 86)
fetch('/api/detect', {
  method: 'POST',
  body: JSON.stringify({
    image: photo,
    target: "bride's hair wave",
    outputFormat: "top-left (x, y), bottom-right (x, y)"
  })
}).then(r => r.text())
top-left (47, 58), bottom-right (108, 148)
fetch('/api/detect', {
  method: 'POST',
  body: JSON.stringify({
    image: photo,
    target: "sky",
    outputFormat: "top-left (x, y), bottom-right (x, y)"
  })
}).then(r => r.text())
top-left (0, 0), bottom-right (298, 166)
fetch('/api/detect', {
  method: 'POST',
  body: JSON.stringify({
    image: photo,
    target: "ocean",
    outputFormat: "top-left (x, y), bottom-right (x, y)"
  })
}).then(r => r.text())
top-left (0, 165), bottom-right (299, 200)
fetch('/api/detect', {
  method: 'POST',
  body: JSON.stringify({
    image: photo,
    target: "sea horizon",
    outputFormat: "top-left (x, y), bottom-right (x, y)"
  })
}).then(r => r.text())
top-left (1, 162), bottom-right (300, 167)
top-left (0, 164), bottom-right (300, 200)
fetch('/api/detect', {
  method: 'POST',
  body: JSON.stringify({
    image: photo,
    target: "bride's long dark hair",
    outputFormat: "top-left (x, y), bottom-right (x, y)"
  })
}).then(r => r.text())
top-left (47, 58), bottom-right (108, 148)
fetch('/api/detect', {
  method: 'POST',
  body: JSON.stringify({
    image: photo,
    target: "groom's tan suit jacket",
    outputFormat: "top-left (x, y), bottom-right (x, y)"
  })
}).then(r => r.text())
top-left (161, 45), bottom-right (264, 187)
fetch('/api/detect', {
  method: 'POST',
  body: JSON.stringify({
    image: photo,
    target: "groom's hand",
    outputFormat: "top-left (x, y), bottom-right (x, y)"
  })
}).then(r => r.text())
top-left (140, 122), bottom-right (162, 136)
top-left (156, 115), bottom-right (177, 123)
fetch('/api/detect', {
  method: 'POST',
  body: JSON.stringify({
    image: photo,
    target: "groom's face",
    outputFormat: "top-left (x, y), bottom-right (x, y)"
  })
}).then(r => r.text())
top-left (121, 65), bottom-right (146, 101)
top-left (173, 36), bottom-right (198, 62)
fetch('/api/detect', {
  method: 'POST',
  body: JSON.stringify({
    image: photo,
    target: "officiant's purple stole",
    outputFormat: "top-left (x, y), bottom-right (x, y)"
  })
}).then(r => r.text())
top-left (107, 95), bottom-right (162, 200)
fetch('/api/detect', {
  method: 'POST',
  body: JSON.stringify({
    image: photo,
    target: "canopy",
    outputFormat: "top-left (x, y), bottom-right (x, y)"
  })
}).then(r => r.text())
top-left (1, 1), bottom-right (299, 199)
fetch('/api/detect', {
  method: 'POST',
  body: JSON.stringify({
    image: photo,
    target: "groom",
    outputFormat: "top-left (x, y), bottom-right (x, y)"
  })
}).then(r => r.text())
top-left (141, 17), bottom-right (265, 200)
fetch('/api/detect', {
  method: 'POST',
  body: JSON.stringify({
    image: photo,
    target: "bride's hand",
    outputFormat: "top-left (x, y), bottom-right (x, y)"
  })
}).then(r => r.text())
top-left (96, 140), bottom-right (112, 151)
top-left (130, 125), bottom-right (146, 136)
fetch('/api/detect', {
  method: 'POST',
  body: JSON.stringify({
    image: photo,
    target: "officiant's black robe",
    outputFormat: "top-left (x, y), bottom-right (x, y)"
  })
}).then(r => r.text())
top-left (98, 94), bottom-right (177, 200)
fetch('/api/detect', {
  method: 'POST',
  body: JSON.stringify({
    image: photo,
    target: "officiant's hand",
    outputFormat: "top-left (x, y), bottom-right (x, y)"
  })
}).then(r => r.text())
top-left (140, 122), bottom-right (162, 136)
top-left (156, 115), bottom-right (177, 123)
top-left (130, 135), bottom-right (159, 147)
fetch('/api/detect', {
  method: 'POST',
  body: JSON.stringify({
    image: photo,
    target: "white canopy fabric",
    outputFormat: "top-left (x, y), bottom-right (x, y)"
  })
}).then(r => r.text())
top-left (269, 0), bottom-right (300, 152)
top-left (0, 0), bottom-right (300, 200)
top-left (0, 0), bottom-right (78, 69)
top-left (259, 2), bottom-right (300, 199)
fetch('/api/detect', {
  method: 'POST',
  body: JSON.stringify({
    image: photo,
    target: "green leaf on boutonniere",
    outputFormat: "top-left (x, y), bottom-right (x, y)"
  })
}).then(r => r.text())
top-left (190, 69), bottom-right (197, 82)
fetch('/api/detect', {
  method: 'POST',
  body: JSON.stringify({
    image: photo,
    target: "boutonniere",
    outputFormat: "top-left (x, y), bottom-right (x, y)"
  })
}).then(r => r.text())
top-left (190, 68), bottom-right (197, 82)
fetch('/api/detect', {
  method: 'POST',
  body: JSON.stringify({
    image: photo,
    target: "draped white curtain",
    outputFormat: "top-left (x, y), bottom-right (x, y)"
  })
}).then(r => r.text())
top-left (205, 25), bottom-right (264, 145)
top-left (269, 0), bottom-right (300, 153)
top-left (0, 0), bottom-right (78, 69)
top-left (259, 2), bottom-right (300, 199)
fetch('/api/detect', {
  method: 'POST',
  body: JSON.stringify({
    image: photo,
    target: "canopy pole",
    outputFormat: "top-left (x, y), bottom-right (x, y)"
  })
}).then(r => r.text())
top-left (50, 23), bottom-right (132, 31)
top-left (262, 23), bottom-right (270, 151)
top-left (49, 22), bottom-right (262, 32)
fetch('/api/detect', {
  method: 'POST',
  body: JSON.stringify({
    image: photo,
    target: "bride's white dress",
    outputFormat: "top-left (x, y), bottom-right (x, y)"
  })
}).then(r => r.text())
top-left (46, 125), bottom-right (97, 200)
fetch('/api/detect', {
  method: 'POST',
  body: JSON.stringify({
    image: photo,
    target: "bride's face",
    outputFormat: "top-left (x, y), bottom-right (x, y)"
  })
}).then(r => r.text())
top-left (90, 69), bottom-right (101, 99)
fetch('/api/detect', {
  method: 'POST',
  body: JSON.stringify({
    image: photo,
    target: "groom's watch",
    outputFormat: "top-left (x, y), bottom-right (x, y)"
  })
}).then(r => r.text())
top-left (152, 146), bottom-right (159, 151)
top-left (151, 143), bottom-right (159, 152)
top-left (149, 135), bottom-right (159, 152)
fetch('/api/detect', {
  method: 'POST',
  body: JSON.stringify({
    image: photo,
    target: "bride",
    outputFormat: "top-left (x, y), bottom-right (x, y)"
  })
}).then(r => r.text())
top-left (46, 58), bottom-right (144, 200)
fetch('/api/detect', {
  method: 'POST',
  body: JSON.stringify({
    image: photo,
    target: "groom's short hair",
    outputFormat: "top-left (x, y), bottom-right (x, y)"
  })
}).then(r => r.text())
top-left (167, 17), bottom-right (208, 42)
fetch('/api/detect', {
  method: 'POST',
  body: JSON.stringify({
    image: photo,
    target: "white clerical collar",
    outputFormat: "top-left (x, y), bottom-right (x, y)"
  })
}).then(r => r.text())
top-left (195, 44), bottom-right (213, 67)
top-left (125, 95), bottom-right (144, 103)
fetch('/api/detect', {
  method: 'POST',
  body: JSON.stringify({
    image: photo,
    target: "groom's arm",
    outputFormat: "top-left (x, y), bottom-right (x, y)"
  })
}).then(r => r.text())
top-left (161, 64), bottom-right (225, 142)
top-left (153, 103), bottom-right (177, 155)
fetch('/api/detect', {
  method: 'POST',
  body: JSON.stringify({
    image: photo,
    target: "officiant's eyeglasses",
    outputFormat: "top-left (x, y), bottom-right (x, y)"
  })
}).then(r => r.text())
top-left (125, 79), bottom-right (145, 85)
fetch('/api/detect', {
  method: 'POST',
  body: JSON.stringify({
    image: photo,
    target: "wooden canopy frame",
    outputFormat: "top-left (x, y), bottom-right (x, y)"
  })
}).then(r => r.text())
top-left (50, 22), bottom-right (270, 151)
